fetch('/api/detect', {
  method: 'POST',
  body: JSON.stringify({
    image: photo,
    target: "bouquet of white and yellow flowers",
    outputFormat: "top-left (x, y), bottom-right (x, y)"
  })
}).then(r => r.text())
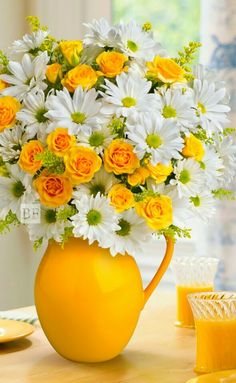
top-left (0, 17), bottom-right (235, 255)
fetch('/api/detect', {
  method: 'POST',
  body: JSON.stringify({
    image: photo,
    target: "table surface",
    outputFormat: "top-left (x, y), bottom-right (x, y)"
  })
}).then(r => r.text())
top-left (0, 292), bottom-right (198, 383)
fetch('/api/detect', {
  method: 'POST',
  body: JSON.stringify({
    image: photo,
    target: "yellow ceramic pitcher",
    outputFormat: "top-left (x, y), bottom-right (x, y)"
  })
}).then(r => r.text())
top-left (35, 236), bottom-right (174, 362)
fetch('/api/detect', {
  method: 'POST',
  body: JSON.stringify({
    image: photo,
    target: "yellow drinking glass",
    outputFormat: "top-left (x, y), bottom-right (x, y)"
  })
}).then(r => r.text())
top-left (188, 291), bottom-right (236, 374)
top-left (171, 256), bottom-right (219, 328)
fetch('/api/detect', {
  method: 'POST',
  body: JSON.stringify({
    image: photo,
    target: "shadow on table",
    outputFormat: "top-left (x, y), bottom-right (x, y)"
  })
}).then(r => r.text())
top-left (0, 338), bottom-right (32, 354)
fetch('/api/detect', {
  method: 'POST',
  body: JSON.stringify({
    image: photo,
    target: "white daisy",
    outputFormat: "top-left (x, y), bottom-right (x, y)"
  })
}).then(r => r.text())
top-left (189, 191), bottom-right (216, 221)
top-left (0, 124), bottom-right (30, 162)
top-left (101, 72), bottom-right (160, 120)
top-left (27, 207), bottom-right (68, 244)
top-left (202, 147), bottom-right (224, 189)
top-left (17, 90), bottom-right (49, 141)
top-left (217, 137), bottom-right (236, 185)
top-left (45, 87), bottom-right (104, 136)
top-left (109, 209), bottom-right (153, 256)
top-left (9, 30), bottom-right (49, 58)
top-left (127, 113), bottom-right (184, 165)
top-left (115, 21), bottom-right (164, 61)
top-left (0, 164), bottom-right (37, 220)
top-left (158, 87), bottom-right (197, 132)
top-left (83, 18), bottom-right (118, 48)
top-left (193, 79), bottom-right (230, 136)
top-left (73, 166), bottom-right (119, 198)
top-left (77, 125), bottom-right (115, 154)
top-left (170, 158), bottom-right (205, 198)
top-left (71, 193), bottom-right (120, 246)
top-left (0, 52), bottom-right (49, 101)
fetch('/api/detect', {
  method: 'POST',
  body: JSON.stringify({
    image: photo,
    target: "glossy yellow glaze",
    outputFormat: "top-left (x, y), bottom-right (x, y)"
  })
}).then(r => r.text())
top-left (35, 236), bottom-right (174, 362)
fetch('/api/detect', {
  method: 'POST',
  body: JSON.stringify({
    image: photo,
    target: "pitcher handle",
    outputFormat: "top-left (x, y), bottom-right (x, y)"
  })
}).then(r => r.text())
top-left (143, 236), bottom-right (175, 307)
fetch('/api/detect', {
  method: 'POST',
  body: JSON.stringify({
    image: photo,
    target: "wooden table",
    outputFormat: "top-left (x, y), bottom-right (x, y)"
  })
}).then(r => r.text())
top-left (0, 292), bottom-right (197, 383)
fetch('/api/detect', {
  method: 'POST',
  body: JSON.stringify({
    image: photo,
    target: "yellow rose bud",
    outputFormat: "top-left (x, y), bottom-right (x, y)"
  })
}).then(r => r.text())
top-left (108, 184), bottom-right (135, 213)
top-left (64, 146), bottom-right (102, 185)
top-left (136, 195), bottom-right (173, 230)
top-left (61, 64), bottom-right (98, 92)
top-left (127, 166), bottom-right (150, 186)
top-left (0, 79), bottom-right (9, 91)
top-left (104, 139), bottom-right (140, 175)
top-left (60, 40), bottom-right (83, 66)
top-left (34, 172), bottom-right (73, 208)
top-left (147, 162), bottom-right (173, 184)
top-left (47, 128), bottom-right (76, 157)
top-left (18, 140), bottom-right (44, 174)
top-left (146, 56), bottom-right (185, 83)
top-left (0, 96), bottom-right (20, 132)
top-left (182, 133), bottom-right (205, 162)
top-left (96, 51), bottom-right (128, 78)
top-left (46, 63), bottom-right (63, 84)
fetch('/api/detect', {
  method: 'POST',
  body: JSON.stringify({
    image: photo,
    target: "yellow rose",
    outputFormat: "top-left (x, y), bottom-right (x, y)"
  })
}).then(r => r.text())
top-left (0, 96), bottom-right (20, 132)
top-left (61, 64), bottom-right (98, 92)
top-left (96, 51), bottom-right (128, 78)
top-left (127, 166), bottom-right (150, 186)
top-left (146, 56), bottom-right (185, 83)
top-left (59, 40), bottom-right (83, 66)
top-left (34, 172), bottom-right (73, 208)
top-left (0, 79), bottom-right (9, 91)
top-left (18, 140), bottom-right (44, 174)
top-left (147, 161), bottom-right (173, 184)
top-left (47, 128), bottom-right (76, 157)
top-left (182, 133), bottom-right (205, 162)
top-left (108, 184), bottom-right (135, 213)
top-left (46, 63), bottom-right (63, 84)
top-left (64, 146), bottom-right (102, 185)
top-left (136, 195), bottom-right (173, 230)
top-left (104, 139), bottom-right (140, 175)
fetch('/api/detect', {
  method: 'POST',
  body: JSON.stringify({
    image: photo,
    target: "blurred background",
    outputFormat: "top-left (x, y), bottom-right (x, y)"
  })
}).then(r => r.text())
top-left (0, 0), bottom-right (235, 309)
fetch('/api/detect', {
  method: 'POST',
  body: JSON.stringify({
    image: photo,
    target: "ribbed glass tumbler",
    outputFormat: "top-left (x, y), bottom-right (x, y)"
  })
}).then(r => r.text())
top-left (188, 291), bottom-right (236, 373)
top-left (171, 256), bottom-right (219, 328)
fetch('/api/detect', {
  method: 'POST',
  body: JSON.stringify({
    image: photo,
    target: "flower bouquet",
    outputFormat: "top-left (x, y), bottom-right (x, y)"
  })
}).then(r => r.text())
top-left (0, 17), bottom-right (235, 362)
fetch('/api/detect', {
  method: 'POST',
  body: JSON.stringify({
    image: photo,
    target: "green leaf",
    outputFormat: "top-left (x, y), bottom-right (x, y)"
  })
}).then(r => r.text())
top-left (0, 211), bottom-right (19, 234)
top-left (212, 189), bottom-right (235, 200)
top-left (56, 206), bottom-right (77, 222)
top-left (35, 150), bottom-right (65, 174)
top-left (60, 226), bottom-right (73, 248)
top-left (33, 237), bottom-right (43, 251)
top-left (157, 225), bottom-right (192, 241)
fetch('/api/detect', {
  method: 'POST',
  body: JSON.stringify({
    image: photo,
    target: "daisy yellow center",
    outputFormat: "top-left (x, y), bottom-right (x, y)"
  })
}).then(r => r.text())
top-left (35, 108), bottom-right (48, 123)
top-left (71, 112), bottom-right (86, 124)
top-left (198, 102), bottom-right (207, 114)
top-left (87, 209), bottom-right (102, 226)
top-left (122, 97), bottom-right (136, 108)
top-left (127, 40), bottom-right (138, 52)
top-left (12, 180), bottom-right (25, 198)
top-left (89, 132), bottom-right (105, 147)
top-left (45, 209), bottom-right (57, 223)
top-left (162, 105), bottom-right (177, 118)
top-left (146, 134), bottom-right (162, 148)
top-left (116, 218), bottom-right (131, 236)
top-left (179, 169), bottom-right (191, 184)
top-left (90, 184), bottom-right (106, 197)
top-left (190, 196), bottom-right (201, 207)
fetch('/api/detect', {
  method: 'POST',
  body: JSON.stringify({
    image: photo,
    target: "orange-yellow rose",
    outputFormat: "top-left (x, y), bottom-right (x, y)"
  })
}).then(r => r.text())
top-left (146, 56), bottom-right (185, 83)
top-left (61, 64), bottom-right (98, 92)
top-left (34, 172), bottom-right (73, 208)
top-left (182, 133), bottom-right (205, 162)
top-left (147, 162), bottom-right (173, 184)
top-left (0, 96), bottom-right (20, 132)
top-left (60, 40), bottom-right (83, 66)
top-left (18, 140), bottom-right (44, 174)
top-left (46, 63), bottom-right (63, 84)
top-left (96, 51), bottom-right (128, 78)
top-left (64, 146), bottom-right (102, 185)
top-left (136, 195), bottom-right (173, 230)
top-left (47, 128), bottom-right (76, 157)
top-left (0, 79), bottom-right (9, 91)
top-left (108, 184), bottom-right (135, 212)
top-left (104, 139), bottom-right (140, 175)
top-left (128, 166), bottom-right (150, 186)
